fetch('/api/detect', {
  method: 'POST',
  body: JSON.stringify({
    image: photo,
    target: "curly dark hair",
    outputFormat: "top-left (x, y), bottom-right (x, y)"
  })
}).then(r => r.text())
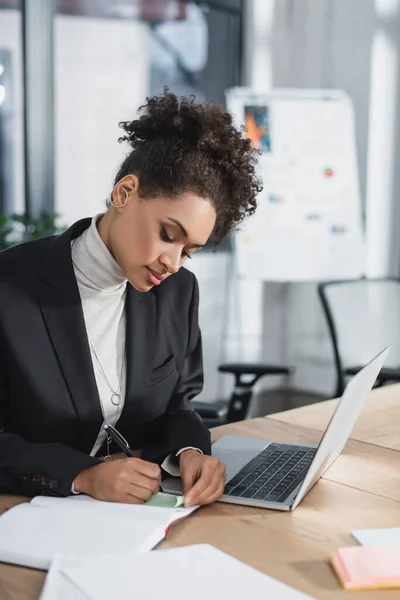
top-left (113, 88), bottom-right (262, 243)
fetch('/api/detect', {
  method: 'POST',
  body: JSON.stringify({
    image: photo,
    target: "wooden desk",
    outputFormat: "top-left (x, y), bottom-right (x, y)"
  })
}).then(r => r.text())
top-left (1, 385), bottom-right (399, 600)
top-left (270, 382), bottom-right (400, 451)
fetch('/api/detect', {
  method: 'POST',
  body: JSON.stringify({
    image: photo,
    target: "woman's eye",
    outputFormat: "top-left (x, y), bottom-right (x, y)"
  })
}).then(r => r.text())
top-left (161, 228), bottom-right (172, 243)
top-left (161, 227), bottom-right (192, 259)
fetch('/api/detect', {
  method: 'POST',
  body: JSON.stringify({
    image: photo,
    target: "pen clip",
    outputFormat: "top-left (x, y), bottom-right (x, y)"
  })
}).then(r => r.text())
top-left (104, 424), bottom-right (131, 450)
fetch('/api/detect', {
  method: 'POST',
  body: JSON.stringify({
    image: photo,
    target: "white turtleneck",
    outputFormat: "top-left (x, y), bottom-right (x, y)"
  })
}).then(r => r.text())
top-left (71, 214), bottom-right (200, 480)
top-left (71, 214), bottom-right (127, 456)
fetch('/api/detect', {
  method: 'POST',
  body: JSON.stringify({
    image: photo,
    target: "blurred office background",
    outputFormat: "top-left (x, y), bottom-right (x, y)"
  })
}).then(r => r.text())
top-left (0, 0), bottom-right (399, 417)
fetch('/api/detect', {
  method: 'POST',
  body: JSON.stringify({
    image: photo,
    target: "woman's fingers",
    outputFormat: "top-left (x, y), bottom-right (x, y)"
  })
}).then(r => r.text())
top-left (185, 459), bottom-right (226, 506)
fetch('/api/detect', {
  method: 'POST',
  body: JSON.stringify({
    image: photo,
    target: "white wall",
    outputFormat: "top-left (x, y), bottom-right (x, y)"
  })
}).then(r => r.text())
top-left (0, 11), bottom-right (150, 221)
top-left (0, 10), bottom-right (24, 213)
top-left (55, 15), bottom-right (150, 223)
top-left (365, 0), bottom-right (400, 277)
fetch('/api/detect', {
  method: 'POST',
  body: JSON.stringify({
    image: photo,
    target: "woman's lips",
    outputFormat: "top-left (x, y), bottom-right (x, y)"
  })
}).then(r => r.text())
top-left (145, 267), bottom-right (165, 286)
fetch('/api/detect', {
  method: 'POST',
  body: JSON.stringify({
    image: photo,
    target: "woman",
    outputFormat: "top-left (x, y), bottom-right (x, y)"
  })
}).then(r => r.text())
top-left (0, 90), bottom-right (261, 507)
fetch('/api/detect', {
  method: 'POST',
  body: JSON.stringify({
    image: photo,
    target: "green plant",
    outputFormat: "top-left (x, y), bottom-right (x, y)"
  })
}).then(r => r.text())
top-left (0, 213), bottom-right (66, 251)
top-left (0, 214), bottom-right (14, 251)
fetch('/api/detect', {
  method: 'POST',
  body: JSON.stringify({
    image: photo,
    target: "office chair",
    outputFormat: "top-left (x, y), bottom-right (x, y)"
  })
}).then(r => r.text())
top-left (192, 362), bottom-right (293, 428)
top-left (318, 278), bottom-right (400, 398)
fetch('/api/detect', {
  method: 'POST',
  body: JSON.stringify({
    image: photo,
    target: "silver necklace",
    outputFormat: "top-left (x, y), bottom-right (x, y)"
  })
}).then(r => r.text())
top-left (89, 339), bottom-right (125, 461)
top-left (88, 339), bottom-right (125, 406)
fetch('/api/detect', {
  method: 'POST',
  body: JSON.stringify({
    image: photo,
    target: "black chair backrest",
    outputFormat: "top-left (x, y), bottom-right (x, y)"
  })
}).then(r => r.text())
top-left (318, 278), bottom-right (400, 397)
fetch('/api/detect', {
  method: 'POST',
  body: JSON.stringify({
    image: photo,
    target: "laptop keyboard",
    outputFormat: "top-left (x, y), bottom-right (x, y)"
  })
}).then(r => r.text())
top-left (224, 443), bottom-right (317, 503)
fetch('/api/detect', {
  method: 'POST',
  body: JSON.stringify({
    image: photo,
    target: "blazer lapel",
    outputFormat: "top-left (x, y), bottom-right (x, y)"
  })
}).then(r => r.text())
top-left (38, 219), bottom-right (103, 454)
top-left (117, 284), bottom-right (156, 431)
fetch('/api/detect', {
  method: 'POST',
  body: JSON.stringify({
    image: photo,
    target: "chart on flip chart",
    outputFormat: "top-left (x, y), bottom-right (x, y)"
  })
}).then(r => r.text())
top-left (226, 88), bottom-right (365, 282)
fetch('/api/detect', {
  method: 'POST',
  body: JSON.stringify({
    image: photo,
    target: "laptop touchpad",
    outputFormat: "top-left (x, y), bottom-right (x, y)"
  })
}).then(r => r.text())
top-left (212, 436), bottom-right (269, 482)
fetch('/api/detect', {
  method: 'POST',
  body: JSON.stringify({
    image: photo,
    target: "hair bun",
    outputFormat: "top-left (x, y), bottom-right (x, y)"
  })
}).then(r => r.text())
top-left (118, 88), bottom-right (204, 147)
top-left (113, 88), bottom-right (261, 244)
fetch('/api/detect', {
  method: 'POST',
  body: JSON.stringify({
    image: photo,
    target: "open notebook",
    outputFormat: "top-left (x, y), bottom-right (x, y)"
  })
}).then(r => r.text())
top-left (0, 494), bottom-right (196, 570)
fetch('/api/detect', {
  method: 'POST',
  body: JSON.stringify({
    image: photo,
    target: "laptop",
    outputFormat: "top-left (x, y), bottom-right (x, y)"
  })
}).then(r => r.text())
top-left (163, 347), bottom-right (389, 511)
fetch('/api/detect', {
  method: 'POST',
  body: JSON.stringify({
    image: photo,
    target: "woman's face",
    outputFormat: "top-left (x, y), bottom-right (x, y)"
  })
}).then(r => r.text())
top-left (100, 175), bottom-right (216, 292)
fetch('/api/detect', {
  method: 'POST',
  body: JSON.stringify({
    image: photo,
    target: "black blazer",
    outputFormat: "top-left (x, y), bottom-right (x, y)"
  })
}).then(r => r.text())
top-left (0, 218), bottom-right (210, 497)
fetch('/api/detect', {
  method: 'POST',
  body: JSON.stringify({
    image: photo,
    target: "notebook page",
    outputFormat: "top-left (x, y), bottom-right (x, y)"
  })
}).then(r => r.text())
top-left (0, 503), bottom-right (164, 570)
top-left (31, 494), bottom-right (197, 527)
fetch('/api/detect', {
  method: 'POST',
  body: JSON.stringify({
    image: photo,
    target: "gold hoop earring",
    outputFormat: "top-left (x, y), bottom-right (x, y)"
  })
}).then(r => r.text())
top-left (111, 187), bottom-right (129, 208)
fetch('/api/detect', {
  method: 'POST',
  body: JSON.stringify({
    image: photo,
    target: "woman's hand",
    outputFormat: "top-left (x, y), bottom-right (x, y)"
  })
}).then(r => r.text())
top-left (73, 458), bottom-right (161, 503)
top-left (179, 450), bottom-right (226, 507)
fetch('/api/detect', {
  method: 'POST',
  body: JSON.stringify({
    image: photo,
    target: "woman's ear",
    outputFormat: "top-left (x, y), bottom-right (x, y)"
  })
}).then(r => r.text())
top-left (111, 175), bottom-right (140, 210)
top-left (118, 174), bottom-right (139, 196)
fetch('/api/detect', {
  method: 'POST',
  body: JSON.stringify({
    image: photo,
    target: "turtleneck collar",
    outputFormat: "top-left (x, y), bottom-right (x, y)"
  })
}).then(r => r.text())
top-left (71, 214), bottom-right (127, 292)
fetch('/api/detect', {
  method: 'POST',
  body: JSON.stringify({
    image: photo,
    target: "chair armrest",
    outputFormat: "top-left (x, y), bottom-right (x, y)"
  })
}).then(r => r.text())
top-left (218, 363), bottom-right (293, 377)
top-left (345, 365), bottom-right (400, 382)
top-left (191, 400), bottom-right (228, 419)
top-left (218, 363), bottom-right (294, 389)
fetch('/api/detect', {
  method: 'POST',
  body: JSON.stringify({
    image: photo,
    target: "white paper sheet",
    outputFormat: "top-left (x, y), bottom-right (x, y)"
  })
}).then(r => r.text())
top-left (352, 527), bottom-right (400, 546)
top-left (40, 545), bottom-right (316, 600)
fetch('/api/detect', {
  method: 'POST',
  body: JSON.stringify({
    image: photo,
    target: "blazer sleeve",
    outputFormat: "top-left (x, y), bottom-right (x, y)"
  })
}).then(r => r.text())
top-left (0, 341), bottom-right (101, 498)
top-left (141, 274), bottom-right (211, 464)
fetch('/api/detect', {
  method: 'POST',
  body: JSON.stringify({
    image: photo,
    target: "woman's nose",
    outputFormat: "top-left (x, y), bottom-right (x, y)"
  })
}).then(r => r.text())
top-left (161, 249), bottom-right (181, 274)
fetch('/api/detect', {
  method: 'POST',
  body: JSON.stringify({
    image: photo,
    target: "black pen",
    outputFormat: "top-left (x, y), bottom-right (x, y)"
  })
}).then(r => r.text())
top-left (104, 424), bottom-right (134, 457)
